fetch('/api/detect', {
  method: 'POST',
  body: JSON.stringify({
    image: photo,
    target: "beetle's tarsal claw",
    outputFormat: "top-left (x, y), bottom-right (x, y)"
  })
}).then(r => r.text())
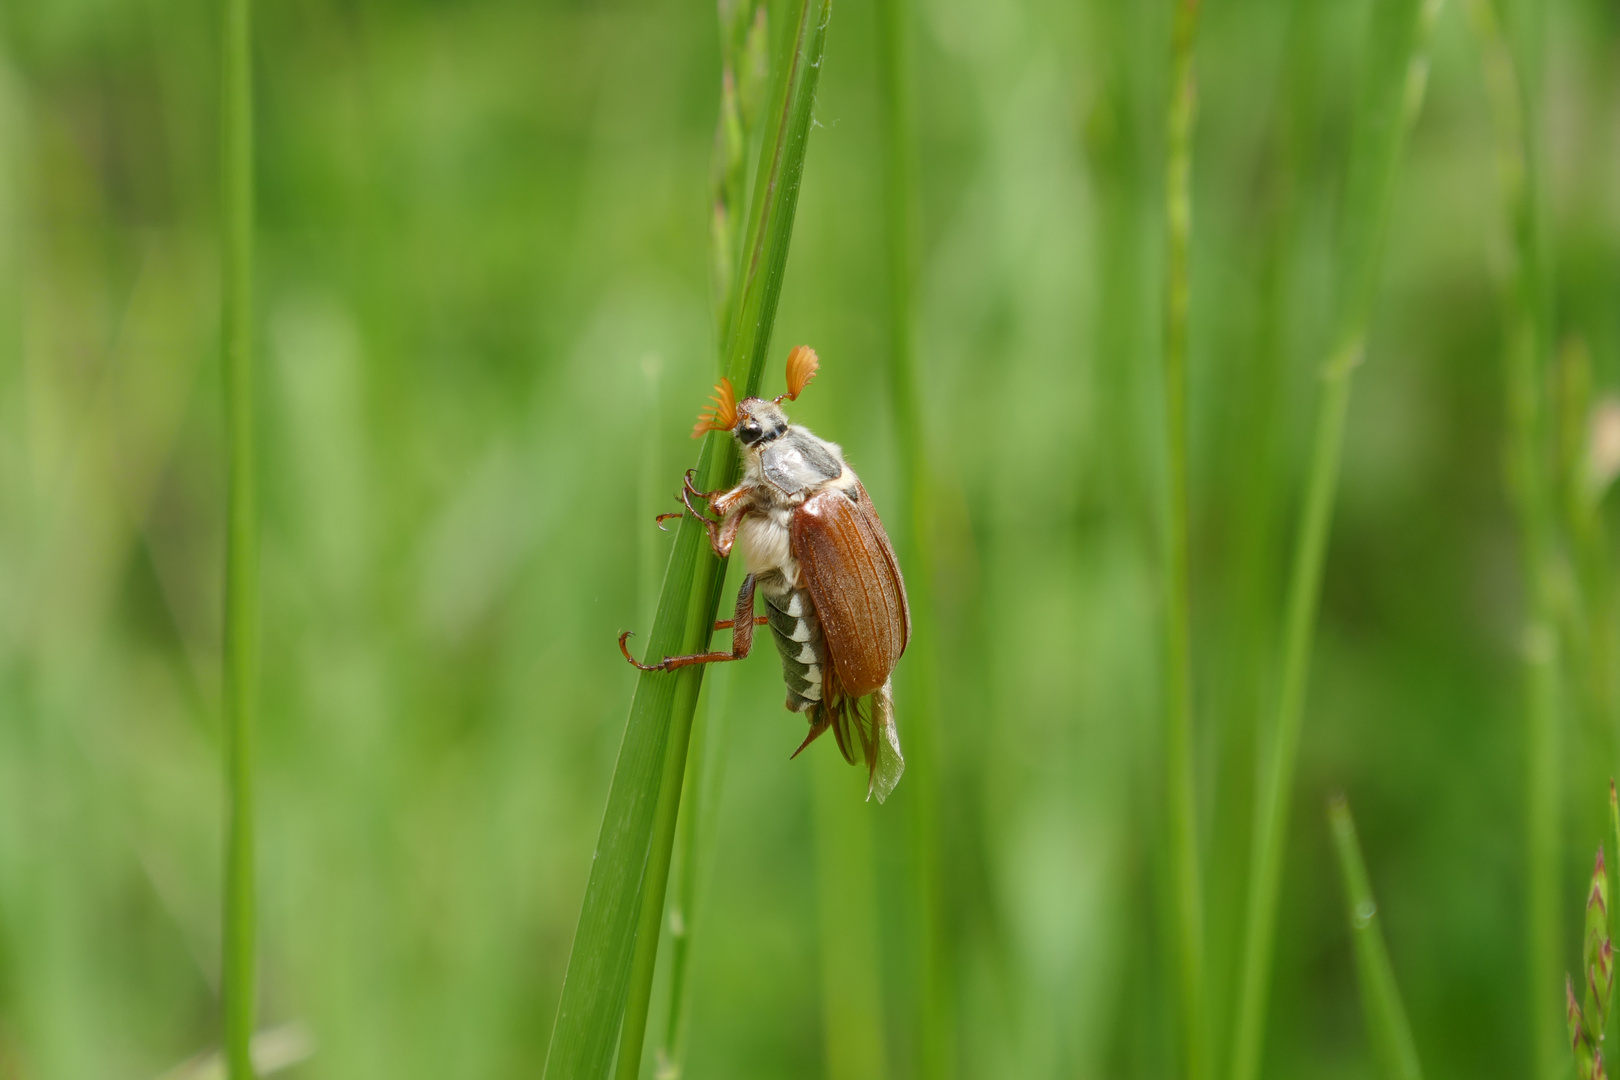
top-left (680, 482), bottom-right (720, 525)
top-left (655, 511), bottom-right (681, 531)
top-left (619, 631), bottom-right (663, 672)
top-left (682, 469), bottom-right (719, 504)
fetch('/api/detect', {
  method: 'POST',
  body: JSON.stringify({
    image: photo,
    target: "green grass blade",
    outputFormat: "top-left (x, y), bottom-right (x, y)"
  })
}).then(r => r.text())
top-left (1161, 3), bottom-right (1207, 1078)
top-left (219, 0), bottom-right (258, 1070)
top-left (708, 0), bottom-right (769, 346)
top-left (1228, 5), bottom-right (1443, 1080)
top-left (1461, 2), bottom-right (1560, 1075)
top-left (1205, 5), bottom-right (1321, 1067)
top-left (811, 753), bottom-right (887, 1080)
top-left (652, 7), bottom-right (769, 1074)
top-left (655, 665), bottom-right (733, 1078)
top-left (1327, 796), bottom-right (1425, 1080)
top-left (1611, 780), bottom-right (1618, 876)
top-left (543, 2), bottom-right (834, 1076)
top-left (874, 0), bottom-right (950, 1073)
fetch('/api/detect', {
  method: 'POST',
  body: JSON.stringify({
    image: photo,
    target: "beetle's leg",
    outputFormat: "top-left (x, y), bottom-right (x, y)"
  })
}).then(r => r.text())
top-left (660, 472), bottom-right (750, 555)
top-left (709, 509), bottom-right (744, 559)
top-left (656, 492), bottom-right (724, 533)
top-left (713, 615), bottom-right (769, 630)
top-left (619, 575), bottom-right (759, 672)
top-left (687, 471), bottom-right (755, 517)
top-left (709, 484), bottom-right (752, 518)
top-left (682, 469), bottom-right (722, 505)
top-left (680, 495), bottom-right (747, 560)
top-left (679, 499), bottom-right (737, 558)
top-left (659, 469), bottom-right (727, 531)
top-left (680, 483), bottom-right (719, 526)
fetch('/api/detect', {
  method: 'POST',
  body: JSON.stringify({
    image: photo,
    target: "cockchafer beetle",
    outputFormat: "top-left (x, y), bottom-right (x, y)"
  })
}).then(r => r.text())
top-left (620, 346), bottom-right (909, 802)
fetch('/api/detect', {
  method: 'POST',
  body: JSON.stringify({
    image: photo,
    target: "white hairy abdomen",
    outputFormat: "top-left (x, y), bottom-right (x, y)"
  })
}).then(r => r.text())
top-left (741, 506), bottom-right (798, 588)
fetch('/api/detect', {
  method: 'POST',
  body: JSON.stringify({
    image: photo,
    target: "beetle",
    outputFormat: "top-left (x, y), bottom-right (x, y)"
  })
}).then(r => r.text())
top-left (619, 345), bottom-right (909, 802)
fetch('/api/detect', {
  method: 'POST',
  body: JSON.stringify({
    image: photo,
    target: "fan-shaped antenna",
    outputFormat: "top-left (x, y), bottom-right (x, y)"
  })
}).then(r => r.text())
top-left (692, 376), bottom-right (738, 438)
top-left (777, 345), bottom-right (819, 403)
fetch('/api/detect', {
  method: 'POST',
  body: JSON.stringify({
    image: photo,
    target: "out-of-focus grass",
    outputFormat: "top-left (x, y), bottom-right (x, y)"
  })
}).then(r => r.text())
top-left (1462, 2), bottom-right (1560, 1075)
top-left (217, 0), bottom-right (258, 1070)
top-left (871, 0), bottom-right (952, 1071)
top-left (3, 0), bottom-right (1620, 1078)
top-left (1160, 3), bottom-right (1207, 1076)
top-left (1329, 795), bottom-right (1424, 1080)
top-left (1230, 4), bottom-right (1442, 1078)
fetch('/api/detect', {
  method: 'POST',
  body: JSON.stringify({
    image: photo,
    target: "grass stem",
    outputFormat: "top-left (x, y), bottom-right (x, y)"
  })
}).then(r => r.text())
top-left (1162, 3), bottom-right (1207, 1077)
top-left (1228, 5), bottom-right (1443, 1080)
top-left (811, 750), bottom-right (887, 1080)
top-left (646, 4), bottom-right (765, 1075)
top-left (543, 1), bottom-right (834, 1074)
top-left (1462, 2), bottom-right (1560, 1075)
top-left (1327, 795), bottom-right (1424, 1080)
top-left (654, 666), bottom-right (731, 1078)
top-left (875, 0), bottom-right (950, 1072)
top-left (220, 0), bottom-right (258, 1069)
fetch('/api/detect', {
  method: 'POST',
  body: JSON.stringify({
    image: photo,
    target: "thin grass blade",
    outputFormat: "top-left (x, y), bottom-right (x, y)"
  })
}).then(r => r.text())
top-left (1161, 2), bottom-right (1207, 1077)
top-left (1461, 2), bottom-right (1560, 1074)
top-left (219, 0), bottom-right (258, 1071)
top-left (874, 0), bottom-right (951, 1072)
top-left (811, 750), bottom-right (887, 1080)
top-left (654, 663), bottom-right (733, 1079)
top-left (543, 2), bottom-right (835, 1076)
top-left (651, 5), bottom-right (768, 1074)
top-left (1328, 796), bottom-right (1424, 1080)
top-left (1228, 5), bottom-right (1444, 1080)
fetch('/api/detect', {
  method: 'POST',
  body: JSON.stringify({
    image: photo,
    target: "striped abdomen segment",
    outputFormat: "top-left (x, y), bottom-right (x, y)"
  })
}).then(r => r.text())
top-left (763, 587), bottom-right (827, 714)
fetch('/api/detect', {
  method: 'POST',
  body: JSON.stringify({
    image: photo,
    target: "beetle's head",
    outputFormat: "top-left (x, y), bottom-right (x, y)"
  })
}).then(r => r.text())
top-left (732, 398), bottom-right (788, 448)
top-left (692, 345), bottom-right (820, 443)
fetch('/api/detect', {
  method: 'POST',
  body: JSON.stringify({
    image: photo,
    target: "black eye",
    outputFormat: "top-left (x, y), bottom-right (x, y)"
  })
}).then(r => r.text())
top-left (739, 422), bottom-right (763, 445)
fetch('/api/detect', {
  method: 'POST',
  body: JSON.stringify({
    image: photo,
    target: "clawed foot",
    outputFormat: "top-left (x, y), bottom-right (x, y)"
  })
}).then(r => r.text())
top-left (682, 470), bottom-right (721, 520)
top-left (618, 631), bottom-right (668, 672)
top-left (653, 470), bottom-right (722, 531)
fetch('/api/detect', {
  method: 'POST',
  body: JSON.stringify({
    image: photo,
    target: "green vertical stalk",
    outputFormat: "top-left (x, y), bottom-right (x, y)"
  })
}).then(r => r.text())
top-left (652, 7), bottom-right (768, 1075)
top-left (220, 0), bottom-right (258, 1070)
top-left (1228, 5), bottom-right (1443, 1080)
top-left (875, 0), bottom-right (949, 1073)
top-left (614, 663), bottom-right (709, 1080)
top-left (1207, 9), bottom-right (1320, 1064)
top-left (1162, 3), bottom-right (1206, 1078)
top-left (1556, 340), bottom-right (1618, 771)
top-left (545, 1), bottom-right (835, 1076)
top-left (1611, 781), bottom-right (1619, 881)
top-left (655, 665), bottom-right (731, 1079)
top-left (1463, 2), bottom-right (1559, 1076)
top-left (810, 755), bottom-right (887, 1080)
top-left (1327, 796), bottom-right (1424, 1080)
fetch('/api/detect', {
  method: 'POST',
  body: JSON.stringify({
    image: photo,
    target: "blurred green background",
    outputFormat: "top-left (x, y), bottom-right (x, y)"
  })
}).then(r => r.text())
top-left (3, 0), bottom-right (1620, 1077)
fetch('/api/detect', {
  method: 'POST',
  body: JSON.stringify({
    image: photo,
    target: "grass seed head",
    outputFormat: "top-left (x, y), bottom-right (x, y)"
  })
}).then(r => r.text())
top-left (1586, 846), bottom-right (1610, 971)
top-left (1594, 939), bottom-right (1617, 1038)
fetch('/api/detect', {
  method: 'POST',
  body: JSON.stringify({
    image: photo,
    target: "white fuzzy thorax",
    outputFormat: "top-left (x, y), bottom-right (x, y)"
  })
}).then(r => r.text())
top-left (736, 423), bottom-right (858, 590)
